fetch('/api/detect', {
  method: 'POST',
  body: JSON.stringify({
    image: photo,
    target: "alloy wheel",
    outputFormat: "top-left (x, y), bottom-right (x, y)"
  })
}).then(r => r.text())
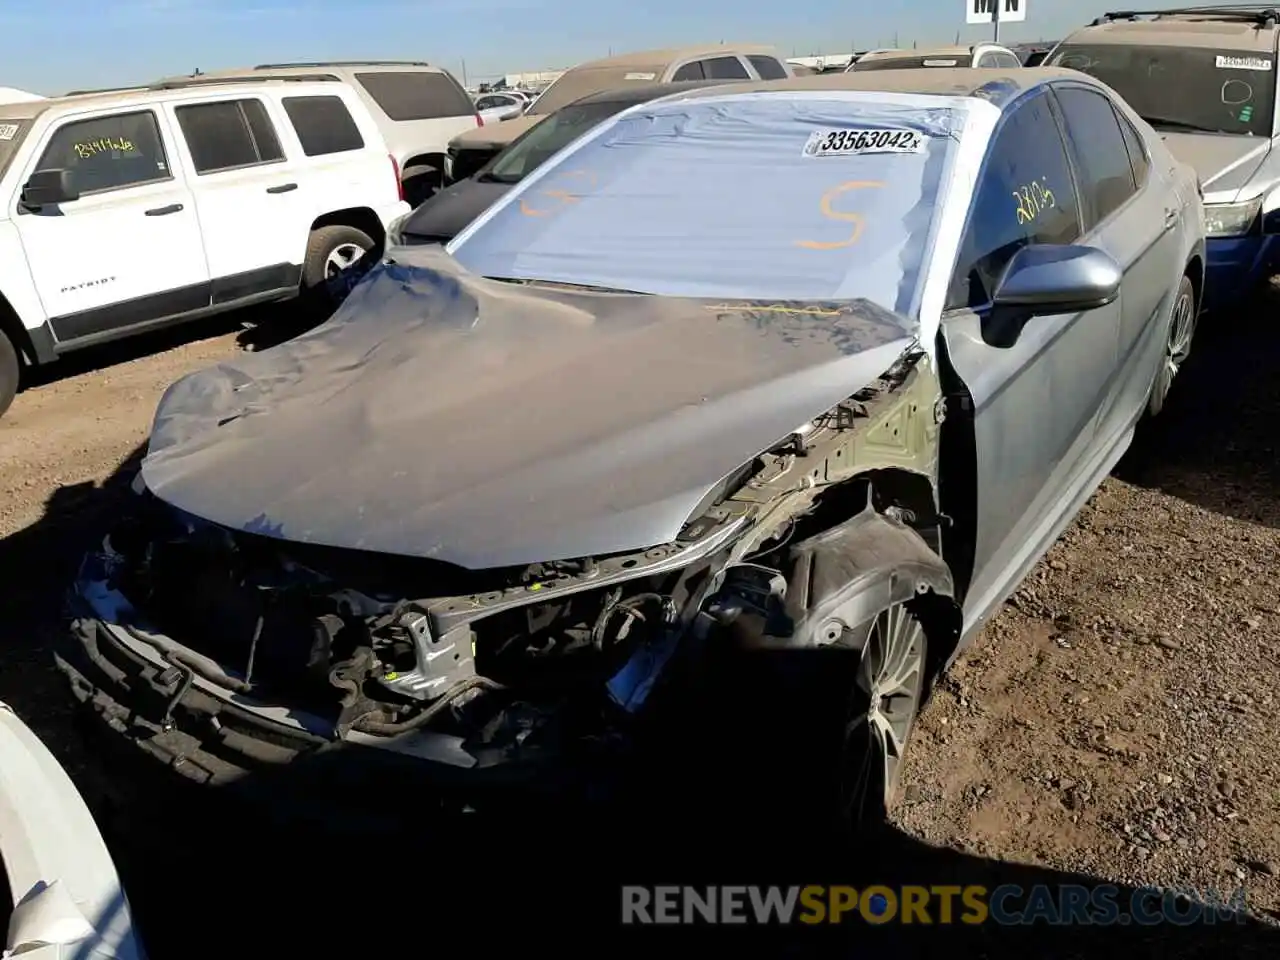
top-left (324, 242), bottom-right (367, 279)
top-left (1149, 284), bottom-right (1196, 417)
top-left (838, 602), bottom-right (927, 830)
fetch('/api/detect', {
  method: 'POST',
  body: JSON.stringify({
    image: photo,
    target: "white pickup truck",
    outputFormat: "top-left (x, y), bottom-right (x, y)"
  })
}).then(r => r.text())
top-left (0, 75), bottom-right (410, 418)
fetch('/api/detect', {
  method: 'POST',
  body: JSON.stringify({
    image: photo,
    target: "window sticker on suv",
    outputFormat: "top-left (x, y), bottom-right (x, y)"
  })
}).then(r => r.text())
top-left (1216, 55), bottom-right (1272, 71)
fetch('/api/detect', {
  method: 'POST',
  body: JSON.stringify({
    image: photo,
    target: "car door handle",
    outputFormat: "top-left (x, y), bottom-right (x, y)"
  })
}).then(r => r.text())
top-left (1164, 207), bottom-right (1179, 228)
top-left (144, 203), bottom-right (183, 216)
top-left (266, 182), bottom-right (298, 194)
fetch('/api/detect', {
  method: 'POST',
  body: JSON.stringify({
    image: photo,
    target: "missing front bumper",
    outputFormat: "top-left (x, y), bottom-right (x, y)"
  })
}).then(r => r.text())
top-left (55, 615), bottom-right (629, 799)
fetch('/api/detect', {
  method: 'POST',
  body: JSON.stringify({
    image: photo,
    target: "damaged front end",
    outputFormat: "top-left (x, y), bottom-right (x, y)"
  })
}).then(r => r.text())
top-left (58, 349), bottom-right (943, 791)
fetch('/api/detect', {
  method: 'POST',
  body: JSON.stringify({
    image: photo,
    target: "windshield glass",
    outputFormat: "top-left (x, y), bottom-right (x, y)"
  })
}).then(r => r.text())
top-left (449, 95), bottom-right (965, 314)
top-left (1047, 43), bottom-right (1276, 136)
top-left (483, 99), bottom-right (634, 182)
top-left (0, 118), bottom-right (31, 180)
top-left (854, 54), bottom-right (973, 71)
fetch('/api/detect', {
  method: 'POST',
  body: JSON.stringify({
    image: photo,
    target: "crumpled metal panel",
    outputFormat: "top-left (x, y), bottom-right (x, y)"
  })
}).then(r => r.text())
top-left (141, 247), bottom-right (915, 569)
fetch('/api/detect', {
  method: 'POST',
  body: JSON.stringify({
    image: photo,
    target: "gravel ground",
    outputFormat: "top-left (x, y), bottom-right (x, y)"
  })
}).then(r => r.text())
top-left (0, 294), bottom-right (1278, 956)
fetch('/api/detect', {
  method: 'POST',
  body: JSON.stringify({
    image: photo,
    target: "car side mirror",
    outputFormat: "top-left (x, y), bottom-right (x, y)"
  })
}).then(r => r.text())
top-left (21, 168), bottom-right (79, 208)
top-left (992, 243), bottom-right (1121, 317)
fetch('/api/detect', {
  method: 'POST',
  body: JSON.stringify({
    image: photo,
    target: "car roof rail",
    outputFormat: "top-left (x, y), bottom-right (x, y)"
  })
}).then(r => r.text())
top-left (252, 60), bottom-right (433, 69)
top-left (64, 84), bottom-right (148, 96)
top-left (147, 74), bottom-right (339, 90)
top-left (1093, 6), bottom-right (1280, 26)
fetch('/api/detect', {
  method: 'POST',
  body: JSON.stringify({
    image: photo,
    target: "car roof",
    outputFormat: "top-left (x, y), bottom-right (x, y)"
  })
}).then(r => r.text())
top-left (569, 78), bottom-right (737, 107)
top-left (0, 75), bottom-right (346, 122)
top-left (667, 67), bottom-right (1073, 102)
top-left (567, 43), bottom-right (779, 74)
top-left (176, 60), bottom-right (452, 78)
top-left (858, 45), bottom-right (979, 61)
top-left (1061, 11), bottom-right (1279, 51)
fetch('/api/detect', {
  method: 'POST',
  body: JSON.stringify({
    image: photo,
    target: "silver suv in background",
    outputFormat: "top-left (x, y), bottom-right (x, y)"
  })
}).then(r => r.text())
top-left (1047, 7), bottom-right (1280, 310)
top-left (848, 43), bottom-right (1024, 70)
top-left (159, 61), bottom-right (481, 205)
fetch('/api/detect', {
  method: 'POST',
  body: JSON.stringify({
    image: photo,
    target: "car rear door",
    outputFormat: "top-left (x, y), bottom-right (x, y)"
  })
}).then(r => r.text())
top-left (940, 90), bottom-right (1121, 629)
top-left (164, 94), bottom-right (305, 300)
top-left (12, 105), bottom-right (209, 345)
top-left (1053, 82), bottom-right (1182, 438)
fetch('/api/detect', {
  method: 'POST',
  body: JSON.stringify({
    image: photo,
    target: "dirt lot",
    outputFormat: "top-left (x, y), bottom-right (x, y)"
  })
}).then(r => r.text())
top-left (1, 296), bottom-right (1279, 956)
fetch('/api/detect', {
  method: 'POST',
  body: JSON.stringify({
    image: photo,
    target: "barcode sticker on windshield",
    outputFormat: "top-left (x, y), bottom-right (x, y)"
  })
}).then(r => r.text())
top-left (0, 125), bottom-right (17, 141)
top-left (803, 128), bottom-right (927, 158)
top-left (624, 72), bottom-right (657, 80)
top-left (1216, 55), bottom-right (1272, 71)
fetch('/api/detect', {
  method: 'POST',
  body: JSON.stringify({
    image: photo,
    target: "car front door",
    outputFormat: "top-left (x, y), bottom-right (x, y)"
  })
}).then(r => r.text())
top-left (941, 90), bottom-right (1122, 631)
top-left (13, 107), bottom-right (208, 345)
top-left (1054, 82), bottom-right (1182, 437)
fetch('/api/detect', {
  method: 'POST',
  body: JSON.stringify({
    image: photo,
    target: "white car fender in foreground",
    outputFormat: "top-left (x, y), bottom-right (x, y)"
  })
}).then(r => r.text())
top-left (0, 701), bottom-right (144, 959)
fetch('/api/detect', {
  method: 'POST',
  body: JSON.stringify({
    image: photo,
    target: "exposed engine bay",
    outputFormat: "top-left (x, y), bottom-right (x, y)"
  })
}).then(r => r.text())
top-left (63, 349), bottom-right (946, 782)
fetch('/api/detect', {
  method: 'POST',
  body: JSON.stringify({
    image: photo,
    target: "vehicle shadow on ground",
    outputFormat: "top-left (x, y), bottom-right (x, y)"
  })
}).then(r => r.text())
top-left (1, 454), bottom-right (1278, 958)
top-left (1116, 284), bottom-right (1280, 529)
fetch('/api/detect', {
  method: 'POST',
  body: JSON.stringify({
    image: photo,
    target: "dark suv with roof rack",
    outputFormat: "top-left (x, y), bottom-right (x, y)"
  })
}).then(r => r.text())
top-left (1047, 6), bottom-right (1280, 309)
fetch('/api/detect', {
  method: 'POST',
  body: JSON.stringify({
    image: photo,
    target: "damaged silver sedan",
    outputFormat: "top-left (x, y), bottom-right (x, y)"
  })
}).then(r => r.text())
top-left (57, 69), bottom-right (1205, 834)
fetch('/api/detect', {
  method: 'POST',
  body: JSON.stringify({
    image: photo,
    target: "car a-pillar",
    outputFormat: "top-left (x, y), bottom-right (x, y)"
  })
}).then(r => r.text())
top-left (672, 478), bottom-right (964, 851)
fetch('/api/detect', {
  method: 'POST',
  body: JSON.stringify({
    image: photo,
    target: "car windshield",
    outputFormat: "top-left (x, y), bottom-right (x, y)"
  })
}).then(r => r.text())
top-left (855, 55), bottom-right (973, 71)
top-left (1047, 43), bottom-right (1276, 136)
top-left (448, 94), bottom-right (966, 314)
top-left (481, 99), bottom-right (636, 183)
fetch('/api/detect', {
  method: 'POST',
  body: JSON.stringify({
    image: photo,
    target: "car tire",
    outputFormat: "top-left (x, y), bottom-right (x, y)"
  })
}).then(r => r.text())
top-left (675, 509), bottom-right (956, 854)
top-left (400, 164), bottom-right (441, 207)
top-left (302, 224), bottom-right (375, 292)
top-left (1146, 273), bottom-right (1197, 419)
top-left (0, 329), bottom-right (20, 420)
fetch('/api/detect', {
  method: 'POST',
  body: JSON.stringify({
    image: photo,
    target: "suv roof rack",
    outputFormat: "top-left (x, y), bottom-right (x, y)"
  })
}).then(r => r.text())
top-left (64, 85), bottom-right (147, 96)
top-left (1093, 6), bottom-right (1280, 26)
top-left (252, 60), bottom-right (432, 69)
top-left (147, 74), bottom-right (339, 90)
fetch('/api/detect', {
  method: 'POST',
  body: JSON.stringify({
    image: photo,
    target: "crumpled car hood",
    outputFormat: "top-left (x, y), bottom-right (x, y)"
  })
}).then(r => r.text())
top-left (141, 246), bottom-right (916, 569)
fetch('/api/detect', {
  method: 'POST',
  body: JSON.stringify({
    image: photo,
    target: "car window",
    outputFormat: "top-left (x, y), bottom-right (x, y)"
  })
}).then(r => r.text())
top-left (175, 99), bottom-right (285, 174)
top-left (949, 92), bottom-right (1083, 309)
top-left (282, 95), bottom-right (365, 157)
top-left (671, 61), bottom-right (705, 81)
top-left (476, 96), bottom-right (497, 110)
top-left (747, 55), bottom-right (789, 80)
top-left (35, 110), bottom-right (171, 194)
top-left (995, 53), bottom-right (1022, 68)
top-left (354, 71), bottom-right (474, 121)
top-left (481, 99), bottom-right (631, 183)
top-left (702, 56), bottom-right (750, 80)
top-left (1047, 43), bottom-right (1276, 137)
top-left (1116, 109), bottom-right (1150, 186)
top-left (450, 96), bottom-right (964, 313)
top-left (1053, 86), bottom-right (1138, 230)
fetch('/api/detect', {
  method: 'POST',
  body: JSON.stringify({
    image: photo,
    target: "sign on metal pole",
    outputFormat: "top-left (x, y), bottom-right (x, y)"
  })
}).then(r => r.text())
top-left (966, 0), bottom-right (1027, 24)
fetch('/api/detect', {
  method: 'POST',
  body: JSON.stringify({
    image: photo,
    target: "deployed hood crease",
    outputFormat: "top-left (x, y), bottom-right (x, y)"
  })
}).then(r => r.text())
top-left (141, 247), bottom-right (917, 568)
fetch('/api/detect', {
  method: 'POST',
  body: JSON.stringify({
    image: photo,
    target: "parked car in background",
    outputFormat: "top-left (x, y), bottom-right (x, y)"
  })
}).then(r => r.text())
top-left (388, 80), bottom-right (734, 246)
top-left (1047, 7), bottom-right (1280, 309)
top-left (1012, 41), bottom-right (1058, 66)
top-left (0, 699), bottom-right (145, 959)
top-left (59, 68), bottom-right (1203, 841)
top-left (158, 61), bottom-right (481, 205)
top-left (0, 75), bottom-right (408, 418)
top-left (444, 44), bottom-right (793, 182)
top-left (474, 91), bottom-right (525, 123)
top-left (849, 43), bottom-right (1024, 70)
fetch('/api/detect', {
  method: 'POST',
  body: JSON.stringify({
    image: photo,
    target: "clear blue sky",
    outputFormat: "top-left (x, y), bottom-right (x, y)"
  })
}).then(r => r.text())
top-left (0, 0), bottom-right (1251, 94)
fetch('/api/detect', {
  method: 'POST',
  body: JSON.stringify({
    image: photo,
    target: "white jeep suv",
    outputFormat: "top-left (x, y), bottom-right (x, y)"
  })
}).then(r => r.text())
top-left (0, 74), bottom-right (410, 419)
